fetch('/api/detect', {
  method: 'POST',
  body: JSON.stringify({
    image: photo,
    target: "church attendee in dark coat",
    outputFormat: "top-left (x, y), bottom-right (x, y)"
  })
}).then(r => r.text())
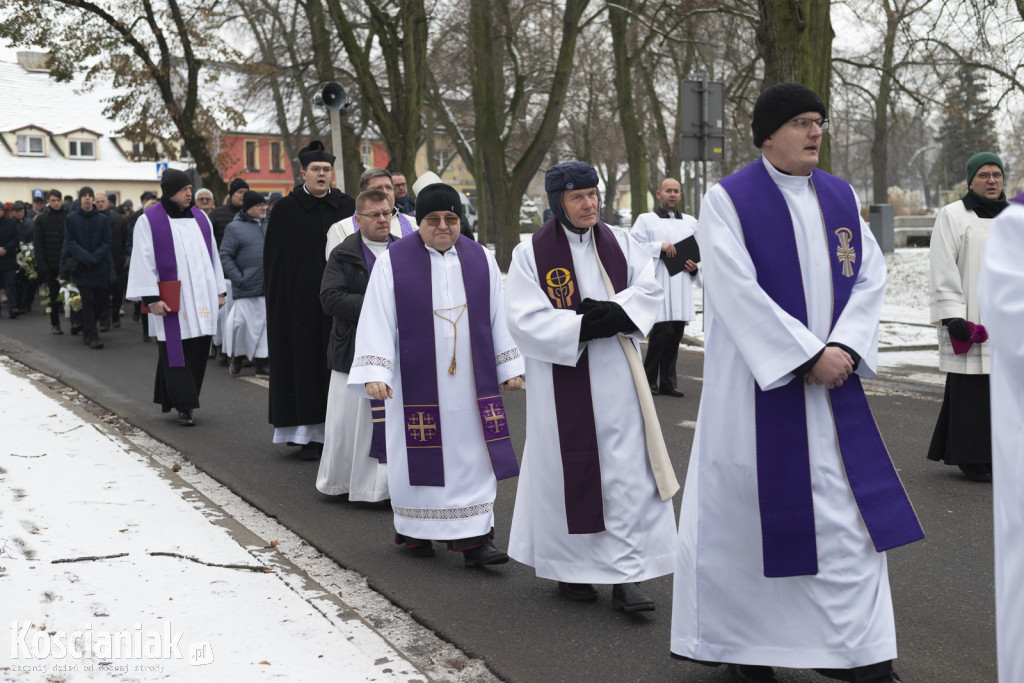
top-left (60, 186), bottom-right (111, 349)
top-left (220, 190), bottom-right (269, 376)
top-left (264, 140), bottom-right (356, 460)
top-left (96, 192), bottom-right (129, 329)
top-left (211, 177), bottom-right (249, 246)
top-left (10, 201), bottom-right (37, 314)
top-left (0, 210), bottom-right (19, 319)
top-left (34, 189), bottom-right (69, 333)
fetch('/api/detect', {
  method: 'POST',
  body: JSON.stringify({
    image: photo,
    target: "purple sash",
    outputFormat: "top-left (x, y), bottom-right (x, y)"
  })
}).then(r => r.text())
top-left (531, 219), bottom-right (628, 534)
top-left (361, 240), bottom-right (389, 464)
top-left (1011, 191), bottom-right (1024, 205)
top-left (145, 204), bottom-right (214, 368)
top-left (720, 159), bottom-right (924, 577)
top-left (389, 233), bottom-right (518, 486)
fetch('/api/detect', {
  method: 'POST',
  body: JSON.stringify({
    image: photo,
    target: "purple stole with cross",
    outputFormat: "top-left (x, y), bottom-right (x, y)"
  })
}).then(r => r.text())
top-left (145, 203), bottom-right (214, 367)
top-left (360, 239), bottom-right (392, 463)
top-left (719, 159), bottom-right (924, 578)
top-left (531, 219), bottom-right (628, 534)
top-left (389, 232), bottom-right (518, 486)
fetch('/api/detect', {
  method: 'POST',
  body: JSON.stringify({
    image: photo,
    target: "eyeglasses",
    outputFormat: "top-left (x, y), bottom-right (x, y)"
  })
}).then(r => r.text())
top-left (422, 215), bottom-right (460, 227)
top-left (196, 196), bottom-right (214, 203)
top-left (975, 172), bottom-right (1003, 181)
top-left (358, 210), bottom-right (391, 220)
top-left (790, 117), bottom-right (829, 132)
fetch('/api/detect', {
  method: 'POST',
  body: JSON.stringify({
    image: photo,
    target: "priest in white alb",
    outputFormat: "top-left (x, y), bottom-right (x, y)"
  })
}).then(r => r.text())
top-left (978, 190), bottom-right (1024, 683)
top-left (126, 169), bottom-right (226, 427)
top-left (505, 160), bottom-right (679, 613)
top-left (670, 83), bottom-right (922, 683)
top-left (348, 182), bottom-right (524, 567)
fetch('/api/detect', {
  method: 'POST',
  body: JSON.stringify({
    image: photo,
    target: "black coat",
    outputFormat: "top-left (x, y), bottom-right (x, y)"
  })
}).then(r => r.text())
top-left (210, 203), bottom-right (239, 246)
top-left (320, 232), bottom-right (396, 373)
top-left (60, 207), bottom-right (112, 288)
top-left (264, 184), bottom-right (355, 428)
top-left (0, 216), bottom-right (18, 272)
top-left (104, 208), bottom-right (130, 272)
top-left (33, 205), bottom-right (69, 275)
top-left (220, 210), bottom-right (266, 299)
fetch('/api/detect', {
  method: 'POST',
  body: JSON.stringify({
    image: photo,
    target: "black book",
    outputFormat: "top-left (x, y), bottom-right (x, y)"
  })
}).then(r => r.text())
top-left (659, 235), bottom-right (701, 275)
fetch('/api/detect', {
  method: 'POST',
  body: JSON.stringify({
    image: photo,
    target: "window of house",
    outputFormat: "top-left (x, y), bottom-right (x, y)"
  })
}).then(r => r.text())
top-left (68, 139), bottom-right (96, 159)
top-left (360, 142), bottom-right (372, 167)
top-left (245, 140), bottom-right (259, 171)
top-left (270, 141), bottom-right (283, 171)
top-left (16, 134), bottom-right (45, 156)
top-left (435, 147), bottom-right (450, 169)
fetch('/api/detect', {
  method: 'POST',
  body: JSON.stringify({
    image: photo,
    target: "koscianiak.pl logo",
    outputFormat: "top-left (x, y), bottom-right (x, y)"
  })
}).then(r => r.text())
top-left (9, 622), bottom-right (214, 669)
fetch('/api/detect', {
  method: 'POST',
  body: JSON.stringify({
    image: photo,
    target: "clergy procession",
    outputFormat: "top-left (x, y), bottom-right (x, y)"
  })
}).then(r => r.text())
top-left (6, 80), bottom-right (1023, 682)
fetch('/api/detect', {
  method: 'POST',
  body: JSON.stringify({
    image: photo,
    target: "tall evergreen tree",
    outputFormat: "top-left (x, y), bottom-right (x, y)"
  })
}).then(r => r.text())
top-left (933, 65), bottom-right (1000, 193)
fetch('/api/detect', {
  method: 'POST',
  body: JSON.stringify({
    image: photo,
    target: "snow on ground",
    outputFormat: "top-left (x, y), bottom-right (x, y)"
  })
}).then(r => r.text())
top-left (0, 357), bottom-right (491, 683)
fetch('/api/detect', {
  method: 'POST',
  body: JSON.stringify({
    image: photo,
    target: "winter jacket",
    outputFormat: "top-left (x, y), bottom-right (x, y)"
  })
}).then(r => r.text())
top-left (104, 208), bottom-right (130, 272)
top-left (319, 231), bottom-right (394, 373)
top-left (33, 205), bottom-right (69, 275)
top-left (219, 210), bottom-right (266, 299)
top-left (0, 216), bottom-right (18, 273)
top-left (211, 203), bottom-right (240, 246)
top-left (60, 207), bottom-right (112, 288)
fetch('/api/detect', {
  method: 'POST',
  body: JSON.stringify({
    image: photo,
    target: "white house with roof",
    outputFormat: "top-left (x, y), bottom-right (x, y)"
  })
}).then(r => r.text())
top-left (0, 50), bottom-right (189, 207)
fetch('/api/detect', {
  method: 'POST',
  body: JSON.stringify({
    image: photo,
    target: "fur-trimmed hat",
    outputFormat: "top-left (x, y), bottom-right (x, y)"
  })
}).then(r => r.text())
top-left (544, 160), bottom-right (599, 228)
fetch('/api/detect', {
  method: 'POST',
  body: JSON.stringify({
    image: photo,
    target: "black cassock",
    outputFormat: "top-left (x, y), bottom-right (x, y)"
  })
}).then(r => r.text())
top-left (264, 183), bottom-right (355, 429)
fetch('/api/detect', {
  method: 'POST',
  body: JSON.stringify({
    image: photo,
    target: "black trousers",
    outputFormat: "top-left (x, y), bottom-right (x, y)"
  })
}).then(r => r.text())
top-left (644, 321), bottom-right (686, 390)
top-left (16, 270), bottom-right (36, 310)
top-left (0, 269), bottom-right (16, 315)
top-left (108, 271), bottom-right (127, 323)
top-left (927, 372), bottom-right (991, 466)
top-left (76, 285), bottom-right (108, 343)
top-left (155, 335), bottom-right (211, 412)
top-left (45, 273), bottom-right (61, 325)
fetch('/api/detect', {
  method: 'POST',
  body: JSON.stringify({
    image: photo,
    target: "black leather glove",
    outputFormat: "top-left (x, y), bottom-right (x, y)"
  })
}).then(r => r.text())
top-left (578, 299), bottom-right (636, 341)
top-left (943, 318), bottom-right (970, 342)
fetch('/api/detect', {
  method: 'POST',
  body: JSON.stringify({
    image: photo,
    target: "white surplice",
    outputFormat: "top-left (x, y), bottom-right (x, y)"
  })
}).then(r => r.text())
top-left (225, 295), bottom-right (268, 360)
top-left (671, 157), bottom-right (894, 669)
top-left (318, 370), bottom-right (389, 501)
top-left (347, 240), bottom-right (524, 541)
top-left (126, 212), bottom-right (226, 342)
top-left (629, 211), bottom-right (700, 323)
top-left (977, 201), bottom-right (1024, 683)
top-left (504, 225), bottom-right (677, 583)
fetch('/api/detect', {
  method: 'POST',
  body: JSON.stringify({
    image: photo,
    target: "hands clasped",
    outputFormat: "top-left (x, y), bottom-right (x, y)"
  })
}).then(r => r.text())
top-left (577, 298), bottom-right (636, 342)
top-left (805, 346), bottom-right (854, 389)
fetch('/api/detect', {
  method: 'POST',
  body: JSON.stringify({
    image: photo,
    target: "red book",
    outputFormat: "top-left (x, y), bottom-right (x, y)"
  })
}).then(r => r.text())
top-left (140, 280), bottom-right (181, 313)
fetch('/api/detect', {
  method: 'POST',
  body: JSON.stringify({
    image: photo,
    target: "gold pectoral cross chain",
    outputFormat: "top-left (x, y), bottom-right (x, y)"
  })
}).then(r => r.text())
top-left (433, 304), bottom-right (467, 375)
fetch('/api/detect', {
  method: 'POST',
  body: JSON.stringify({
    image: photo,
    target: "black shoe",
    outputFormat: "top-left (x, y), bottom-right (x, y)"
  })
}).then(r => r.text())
top-left (254, 364), bottom-right (270, 377)
top-left (229, 356), bottom-right (243, 376)
top-left (142, 335), bottom-right (152, 342)
top-left (728, 664), bottom-right (779, 683)
top-left (99, 323), bottom-right (110, 333)
top-left (177, 410), bottom-right (195, 426)
top-left (8, 308), bottom-right (20, 319)
top-left (401, 537), bottom-right (436, 558)
top-left (112, 319), bottom-right (120, 329)
top-left (89, 339), bottom-right (104, 349)
top-left (558, 581), bottom-right (598, 601)
top-left (300, 442), bottom-right (323, 461)
top-left (659, 386), bottom-right (685, 397)
top-left (959, 463), bottom-right (992, 482)
top-left (132, 311), bottom-right (140, 322)
top-left (463, 541), bottom-right (509, 567)
top-left (649, 383), bottom-right (659, 395)
top-left (612, 582), bottom-right (655, 612)
top-left (218, 352), bottom-right (229, 366)
top-left (51, 325), bottom-right (63, 335)
top-left (70, 325), bottom-right (81, 336)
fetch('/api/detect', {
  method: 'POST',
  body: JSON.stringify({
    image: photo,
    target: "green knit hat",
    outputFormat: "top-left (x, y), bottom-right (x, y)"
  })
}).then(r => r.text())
top-left (967, 152), bottom-right (1004, 186)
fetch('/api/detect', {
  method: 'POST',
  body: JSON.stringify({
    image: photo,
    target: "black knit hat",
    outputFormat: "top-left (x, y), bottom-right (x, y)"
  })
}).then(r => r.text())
top-left (298, 140), bottom-right (336, 168)
top-left (229, 177), bottom-right (250, 195)
top-left (242, 190), bottom-right (266, 212)
top-left (415, 183), bottom-right (463, 224)
top-left (160, 169), bottom-right (192, 198)
top-left (751, 83), bottom-right (827, 148)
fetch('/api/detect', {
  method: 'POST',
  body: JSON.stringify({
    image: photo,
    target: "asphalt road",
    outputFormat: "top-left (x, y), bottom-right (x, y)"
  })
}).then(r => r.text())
top-left (0, 309), bottom-right (995, 682)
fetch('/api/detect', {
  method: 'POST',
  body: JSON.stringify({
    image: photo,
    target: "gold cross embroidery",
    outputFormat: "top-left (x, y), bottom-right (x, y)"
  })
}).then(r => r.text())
top-left (407, 411), bottom-right (437, 442)
top-left (835, 228), bottom-right (856, 278)
top-left (197, 305), bottom-right (211, 320)
top-left (482, 403), bottom-right (506, 435)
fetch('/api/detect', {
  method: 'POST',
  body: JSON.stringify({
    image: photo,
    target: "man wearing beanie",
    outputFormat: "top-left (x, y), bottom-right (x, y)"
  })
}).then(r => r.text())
top-left (264, 140), bottom-right (355, 460)
top-left (220, 190), bottom-right (270, 377)
top-left (670, 83), bottom-right (920, 683)
top-left (59, 186), bottom-right (112, 348)
top-left (926, 152), bottom-right (1008, 482)
top-left (504, 160), bottom-right (678, 613)
top-left (211, 177), bottom-right (250, 245)
top-left (348, 182), bottom-right (525, 567)
top-left (127, 168), bottom-right (227, 426)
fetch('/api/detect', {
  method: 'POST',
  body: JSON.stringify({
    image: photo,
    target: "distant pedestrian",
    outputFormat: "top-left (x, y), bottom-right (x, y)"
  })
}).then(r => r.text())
top-left (194, 188), bottom-right (216, 216)
top-left (0, 208), bottom-right (19, 319)
top-left (60, 187), bottom-right (111, 349)
top-left (220, 190), bottom-right (269, 377)
top-left (393, 172), bottom-right (414, 214)
top-left (927, 152), bottom-right (1008, 481)
top-left (95, 192), bottom-right (129, 329)
top-left (10, 201), bottom-right (37, 314)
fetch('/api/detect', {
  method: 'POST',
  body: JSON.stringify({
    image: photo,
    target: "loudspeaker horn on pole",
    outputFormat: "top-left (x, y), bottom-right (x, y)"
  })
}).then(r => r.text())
top-left (320, 82), bottom-right (349, 112)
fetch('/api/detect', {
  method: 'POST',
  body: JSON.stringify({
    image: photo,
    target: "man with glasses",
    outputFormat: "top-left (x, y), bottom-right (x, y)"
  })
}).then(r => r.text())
top-left (393, 173), bottom-right (414, 214)
top-left (349, 182), bottom-right (524, 567)
top-left (926, 152), bottom-right (1009, 482)
top-left (324, 168), bottom-right (415, 257)
top-left (670, 83), bottom-right (919, 683)
top-left (264, 141), bottom-right (356, 461)
top-left (194, 188), bottom-right (216, 216)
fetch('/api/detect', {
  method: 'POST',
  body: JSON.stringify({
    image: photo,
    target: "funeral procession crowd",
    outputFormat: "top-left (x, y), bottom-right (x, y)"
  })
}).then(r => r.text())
top-left (3, 82), bottom-right (1024, 683)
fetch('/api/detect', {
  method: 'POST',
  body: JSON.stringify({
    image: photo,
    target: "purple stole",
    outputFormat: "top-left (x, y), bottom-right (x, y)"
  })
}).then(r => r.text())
top-left (719, 160), bottom-right (924, 577)
top-left (145, 204), bottom-right (214, 367)
top-left (360, 240), bottom-right (390, 464)
top-left (1011, 191), bottom-right (1024, 205)
top-left (531, 219), bottom-right (628, 534)
top-left (389, 233), bottom-right (518, 486)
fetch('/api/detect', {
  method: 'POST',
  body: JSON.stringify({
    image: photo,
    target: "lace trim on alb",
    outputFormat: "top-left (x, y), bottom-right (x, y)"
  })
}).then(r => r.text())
top-left (352, 355), bottom-right (394, 373)
top-left (392, 501), bottom-right (493, 520)
top-left (495, 348), bottom-right (521, 366)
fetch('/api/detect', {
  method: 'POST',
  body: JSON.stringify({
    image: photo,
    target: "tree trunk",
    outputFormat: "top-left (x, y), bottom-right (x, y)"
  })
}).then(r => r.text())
top-left (756, 0), bottom-right (834, 172)
top-left (870, 1), bottom-right (898, 205)
top-left (609, 1), bottom-right (649, 222)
